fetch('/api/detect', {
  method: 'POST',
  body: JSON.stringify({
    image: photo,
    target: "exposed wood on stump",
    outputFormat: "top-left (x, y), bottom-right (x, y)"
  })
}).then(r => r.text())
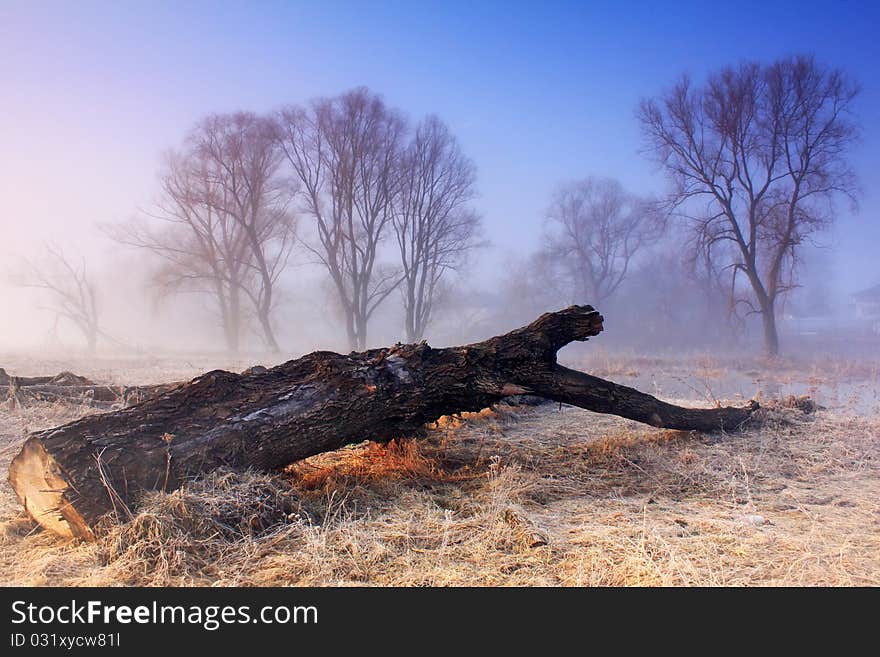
top-left (8, 306), bottom-right (759, 540)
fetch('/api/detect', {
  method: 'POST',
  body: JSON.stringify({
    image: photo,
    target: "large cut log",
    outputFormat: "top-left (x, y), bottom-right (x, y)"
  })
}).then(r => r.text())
top-left (8, 306), bottom-right (759, 540)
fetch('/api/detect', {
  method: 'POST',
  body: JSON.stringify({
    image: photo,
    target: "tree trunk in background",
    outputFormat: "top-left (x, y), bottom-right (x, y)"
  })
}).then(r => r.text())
top-left (258, 309), bottom-right (280, 353)
top-left (404, 283), bottom-right (417, 343)
top-left (249, 232), bottom-right (281, 354)
top-left (227, 284), bottom-right (242, 355)
top-left (761, 299), bottom-right (780, 357)
top-left (355, 313), bottom-right (368, 351)
top-left (8, 306), bottom-right (759, 540)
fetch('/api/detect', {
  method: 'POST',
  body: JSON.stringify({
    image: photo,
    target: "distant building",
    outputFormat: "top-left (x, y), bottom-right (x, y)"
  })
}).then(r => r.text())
top-left (852, 283), bottom-right (880, 319)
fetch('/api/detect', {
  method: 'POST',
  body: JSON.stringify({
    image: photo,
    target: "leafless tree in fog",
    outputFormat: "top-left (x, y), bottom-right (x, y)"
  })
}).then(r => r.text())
top-left (110, 114), bottom-right (295, 353)
top-left (543, 177), bottom-right (658, 307)
top-left (108, 151), bottom-right (252, 353)
top-left (276, 88), bottom-right (404, 350)
top-left (639, 55), bottom-right (859, 355)
top-left (192, 113), bottom-right (296, 353)
top-left (13, 246), bottom-right (101, 352)
top-left (622, 241), bottom-right (742, 350)
top-left (393, 116), bottom-right (482, 342)
top-left (497, 250), bottom-right (568, 329)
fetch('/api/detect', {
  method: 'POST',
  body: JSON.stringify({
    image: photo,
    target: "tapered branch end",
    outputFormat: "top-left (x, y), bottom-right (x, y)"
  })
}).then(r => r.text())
top-left (528, 305), bottom-right (604, 352)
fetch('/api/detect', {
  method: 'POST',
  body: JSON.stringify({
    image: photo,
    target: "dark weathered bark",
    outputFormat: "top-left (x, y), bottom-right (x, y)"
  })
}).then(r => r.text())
top-left (8, 306), bottom-right (758, 540)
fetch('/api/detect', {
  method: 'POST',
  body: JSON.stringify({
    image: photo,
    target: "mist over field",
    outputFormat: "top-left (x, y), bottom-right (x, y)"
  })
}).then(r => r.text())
top-left (1, 2), bottom-right (878, 363)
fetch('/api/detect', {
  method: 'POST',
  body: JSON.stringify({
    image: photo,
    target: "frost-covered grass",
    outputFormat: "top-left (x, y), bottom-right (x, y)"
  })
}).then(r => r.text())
top-left (0, 353), bottom-right (877, 586)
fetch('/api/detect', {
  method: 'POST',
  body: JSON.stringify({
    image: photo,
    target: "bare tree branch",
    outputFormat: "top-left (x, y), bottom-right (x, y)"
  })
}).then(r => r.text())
top-left (12, 245), bottom-right (102, 352)
top-left (638, 55), bottom-right (859, 355)
top-left (392, 116), bottom-right (484, 342)
top-left (542, 177), bottom-right (660, 307)
top-left (276, 88), bottom-right (403, 350)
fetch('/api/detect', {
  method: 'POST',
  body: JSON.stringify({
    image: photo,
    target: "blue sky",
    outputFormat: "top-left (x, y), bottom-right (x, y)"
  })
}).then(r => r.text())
top-left (1, 0), bottom-right (878, 297)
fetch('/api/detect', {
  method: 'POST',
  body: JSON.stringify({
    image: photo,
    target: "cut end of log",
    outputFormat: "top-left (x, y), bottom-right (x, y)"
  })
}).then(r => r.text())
top-left (8, 438), bottom-right (94, 541)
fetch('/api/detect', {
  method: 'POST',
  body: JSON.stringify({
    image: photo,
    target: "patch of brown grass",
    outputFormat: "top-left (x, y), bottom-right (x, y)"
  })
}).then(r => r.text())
top-left (0, 363), bottom-right (877, 587)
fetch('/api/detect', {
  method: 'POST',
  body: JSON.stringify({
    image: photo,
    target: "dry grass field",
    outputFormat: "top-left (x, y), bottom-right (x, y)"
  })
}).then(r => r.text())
top-left (1, 351), bottom-right (878, 586)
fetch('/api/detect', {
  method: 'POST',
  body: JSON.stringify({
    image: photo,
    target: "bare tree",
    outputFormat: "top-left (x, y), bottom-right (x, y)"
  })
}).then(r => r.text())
top-left (276, 88), bottom-right (404, 350)
top-left (192, 113), bottom-right (296, 353)
top-left (543, 177), bottom-right (658, 307)
top-left (108, 150), bottom-right (252, 353)
top-left (13, 246), bottom-right (101, 352)
top-left (618, 239), bottom-right (742, 350)
top-left (393, 116), bottom-right (482, 342)
top-left (497, 249), bottom-right (568, 330)
top-left (639, 55), bottom-right (859, 355)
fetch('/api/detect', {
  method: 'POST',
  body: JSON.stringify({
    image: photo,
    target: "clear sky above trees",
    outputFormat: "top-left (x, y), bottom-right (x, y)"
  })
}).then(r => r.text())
top-left (1, 0), bottom-right (877, 297)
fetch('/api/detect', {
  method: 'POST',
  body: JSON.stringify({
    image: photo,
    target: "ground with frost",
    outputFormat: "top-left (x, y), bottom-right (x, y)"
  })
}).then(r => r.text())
top-left (1, 351), bottom-right (877, 586)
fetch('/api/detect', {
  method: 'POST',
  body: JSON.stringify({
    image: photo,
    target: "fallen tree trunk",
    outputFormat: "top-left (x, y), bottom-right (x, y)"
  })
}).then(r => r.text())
top-left (8, 306), bottom-right (759, 540)
top-left (1, 368), bottom-right (177, 410)
top-left (0, 369), bottom-right (87, 387)
top-left (8, 383), bottom-right (179, 408)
